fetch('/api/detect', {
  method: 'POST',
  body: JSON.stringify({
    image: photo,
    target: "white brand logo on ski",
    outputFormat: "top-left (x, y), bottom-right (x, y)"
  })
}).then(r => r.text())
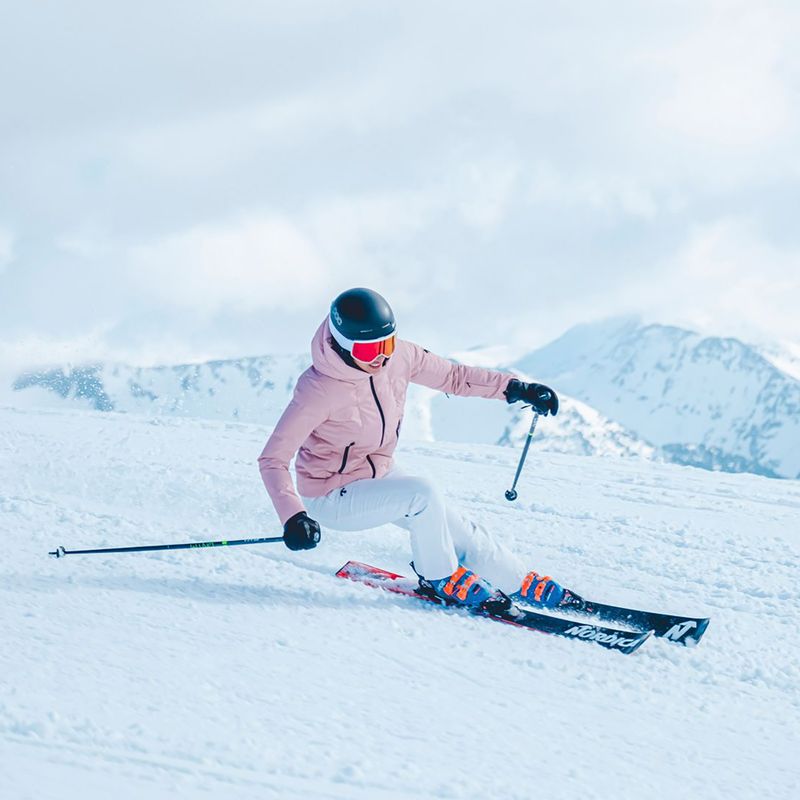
top-left (663, 620), bottom-right (697, 641)
top-left (564, 624), bottom-right (639, 649)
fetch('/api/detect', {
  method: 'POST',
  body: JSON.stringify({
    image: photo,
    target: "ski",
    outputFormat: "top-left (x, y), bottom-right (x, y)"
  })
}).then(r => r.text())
top-left (548, 594), bottom-right (710, 647)
top-left (336, 561), bottom-right (652, 655)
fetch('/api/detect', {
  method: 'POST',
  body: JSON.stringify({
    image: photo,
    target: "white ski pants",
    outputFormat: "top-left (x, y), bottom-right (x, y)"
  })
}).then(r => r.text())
top-left (302, 467), bottom-right (526, 593)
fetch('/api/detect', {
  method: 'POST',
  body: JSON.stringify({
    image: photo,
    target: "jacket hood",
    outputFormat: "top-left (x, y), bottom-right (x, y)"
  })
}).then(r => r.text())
top-left (310, 318), bottom-right (372, 382)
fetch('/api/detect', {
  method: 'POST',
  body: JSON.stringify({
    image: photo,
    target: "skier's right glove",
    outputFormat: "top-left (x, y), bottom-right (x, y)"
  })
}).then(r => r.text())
top-left (283, 511), bottom-right (321, 551)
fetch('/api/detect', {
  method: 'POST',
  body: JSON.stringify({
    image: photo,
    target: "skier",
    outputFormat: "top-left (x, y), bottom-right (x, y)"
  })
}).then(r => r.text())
top-left (258, 287), bottom-right (565, 610)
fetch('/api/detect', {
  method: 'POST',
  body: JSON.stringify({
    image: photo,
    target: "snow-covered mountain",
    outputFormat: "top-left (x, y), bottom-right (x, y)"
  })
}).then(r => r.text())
top-left (499, 397), bottom-right (654, 459)
top-left (515, 318), bottom-right (800, 479)
top-left (757, 340), bottom-right (800, 382)
top-left (10, 318), bottom-right (800, 478)
top-left (426, 389), bottom-right (652, 459)
top-left (11, 355), bottom-right (309, 424)
top-left (11, 355), bottom-right (650, 461)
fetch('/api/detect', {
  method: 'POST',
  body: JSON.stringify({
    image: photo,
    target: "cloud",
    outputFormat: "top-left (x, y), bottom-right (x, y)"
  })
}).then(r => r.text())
top-left (602, 218), bottom-right (800, 343)
top-left (2, 2), bottom-right (800, 366)
top-left (0, 227), bottom-right (14, 273)
top-left (118, 86), bottom-right (379, 180)
top-left (129, 215), bottom-right (328, 314)
top-left (663, 219), bottom-right (800, 337)
top-left (648, 3), bottom-right (795, 151)
top-left (500, 214), bottom-right (800, 352)
top-left (526, 162), bottom-right (660, 221)
top-left (125, 164), bottom-right (522, 319)
top-left (454, 157), bottom-right (521, 231)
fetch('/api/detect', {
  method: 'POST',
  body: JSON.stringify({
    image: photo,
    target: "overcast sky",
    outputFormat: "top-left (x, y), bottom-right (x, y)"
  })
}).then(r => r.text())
top-left (1, 0), bottom-right (799, 368)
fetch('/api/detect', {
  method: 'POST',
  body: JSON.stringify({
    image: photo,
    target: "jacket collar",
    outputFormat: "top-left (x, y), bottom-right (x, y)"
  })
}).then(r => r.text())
top-left (310, 318), bottom-right (372, 382)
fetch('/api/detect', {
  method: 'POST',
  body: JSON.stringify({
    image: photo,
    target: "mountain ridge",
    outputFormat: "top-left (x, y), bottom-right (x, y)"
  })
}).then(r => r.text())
top-left (514, 320), bottom-right (800, 478)
top-left (10, 319), bottom-right (800, 478)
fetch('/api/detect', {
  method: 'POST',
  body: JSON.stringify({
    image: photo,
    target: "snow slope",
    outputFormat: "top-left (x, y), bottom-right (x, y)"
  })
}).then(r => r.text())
top-left (2, 405), bottom-right (798, 799)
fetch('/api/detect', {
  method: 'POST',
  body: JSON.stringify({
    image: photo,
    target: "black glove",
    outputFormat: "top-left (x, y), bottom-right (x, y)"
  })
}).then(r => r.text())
top-left (504, 379), bottom-right (559, 416)
top-left (283, 511), bottom-right (321, 551)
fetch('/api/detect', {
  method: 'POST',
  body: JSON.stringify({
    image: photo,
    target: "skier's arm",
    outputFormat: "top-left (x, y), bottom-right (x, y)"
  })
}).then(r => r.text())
top-left (258, 378), bottom-right (329, 526)
top-left (406, 341), bottom-right (516, 400)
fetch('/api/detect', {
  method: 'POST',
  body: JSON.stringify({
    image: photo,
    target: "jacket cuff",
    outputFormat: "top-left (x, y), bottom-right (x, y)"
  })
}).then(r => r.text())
top-left (504, 378), bottom-right (525, 404)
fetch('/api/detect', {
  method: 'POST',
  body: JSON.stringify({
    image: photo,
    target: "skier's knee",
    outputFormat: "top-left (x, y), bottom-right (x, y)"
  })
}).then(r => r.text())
top-left (404, 476), bottom-right (440, 517)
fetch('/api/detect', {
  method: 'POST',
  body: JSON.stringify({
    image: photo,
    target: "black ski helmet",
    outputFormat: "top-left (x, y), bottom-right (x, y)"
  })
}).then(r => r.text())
top-left (329, 288), bottom-right (396, 344)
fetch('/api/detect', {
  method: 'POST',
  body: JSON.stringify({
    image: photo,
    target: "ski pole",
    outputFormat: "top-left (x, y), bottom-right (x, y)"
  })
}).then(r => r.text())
top-left (48, 535), bottom-right (284, 558)
top-left (505, 411), bottom-right (539, 502)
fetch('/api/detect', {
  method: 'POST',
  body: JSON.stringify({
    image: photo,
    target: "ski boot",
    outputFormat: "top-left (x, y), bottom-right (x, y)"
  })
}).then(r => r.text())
top-left (418, 565), bottom-right (512, 614)
top-left (512, 570), bottom-right (584, 610)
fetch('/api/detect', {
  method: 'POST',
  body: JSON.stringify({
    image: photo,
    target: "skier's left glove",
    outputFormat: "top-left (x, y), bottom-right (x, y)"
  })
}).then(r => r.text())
top-left (283, 511), bottom-right (321, 551)
top-left (504, 379), bottom-right (559, 416)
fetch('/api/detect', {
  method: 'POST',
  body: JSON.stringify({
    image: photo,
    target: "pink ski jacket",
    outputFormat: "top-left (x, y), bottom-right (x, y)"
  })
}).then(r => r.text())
top-left (258, 319), bottom-right (518, 524)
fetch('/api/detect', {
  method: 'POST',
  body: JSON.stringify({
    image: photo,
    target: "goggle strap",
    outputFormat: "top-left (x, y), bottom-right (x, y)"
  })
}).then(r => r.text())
top-left (329, 316), bottom-right (396, 356)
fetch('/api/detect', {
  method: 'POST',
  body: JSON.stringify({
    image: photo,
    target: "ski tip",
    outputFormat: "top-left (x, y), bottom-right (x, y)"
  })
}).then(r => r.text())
top-left (48, 546), bottom-right (66, 559)
top-left (659, 616), bottom-right (711, 646)
top-left (682, 617), bottom-right (711, 647)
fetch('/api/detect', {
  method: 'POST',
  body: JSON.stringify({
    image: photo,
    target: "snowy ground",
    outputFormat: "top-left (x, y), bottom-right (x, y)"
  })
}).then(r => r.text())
top-left (1, 405), bottom-right (799, 799)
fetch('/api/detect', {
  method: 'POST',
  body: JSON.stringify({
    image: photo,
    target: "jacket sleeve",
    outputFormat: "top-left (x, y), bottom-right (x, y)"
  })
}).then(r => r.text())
top-left (258, 376), bottom-right (329, 525)
top-left (406, 341), bottom-right (516, 400)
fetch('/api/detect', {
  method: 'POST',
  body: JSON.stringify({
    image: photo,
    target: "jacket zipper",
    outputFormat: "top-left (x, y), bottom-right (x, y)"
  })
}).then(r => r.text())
top-left (369, 376), bottom-right (386, 447)
top-left (366, 454), bottom-right (376, 479)
top-left (338, 442), bottom-right (355, 474)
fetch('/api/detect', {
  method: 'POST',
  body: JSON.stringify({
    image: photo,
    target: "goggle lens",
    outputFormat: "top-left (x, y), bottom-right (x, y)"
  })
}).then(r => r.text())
top-left (351, 334), bottom-right (396, 362)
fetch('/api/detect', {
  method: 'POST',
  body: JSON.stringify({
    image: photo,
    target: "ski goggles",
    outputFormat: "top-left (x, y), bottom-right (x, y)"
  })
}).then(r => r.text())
top-left (351, 334), bottom-right (396, 362)
top-left (329, 316), bottom-right (396, 362)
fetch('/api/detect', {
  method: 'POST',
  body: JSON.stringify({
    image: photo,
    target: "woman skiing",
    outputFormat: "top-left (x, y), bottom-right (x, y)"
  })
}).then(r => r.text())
top-left (258, 287), bottom-right (564, 610)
